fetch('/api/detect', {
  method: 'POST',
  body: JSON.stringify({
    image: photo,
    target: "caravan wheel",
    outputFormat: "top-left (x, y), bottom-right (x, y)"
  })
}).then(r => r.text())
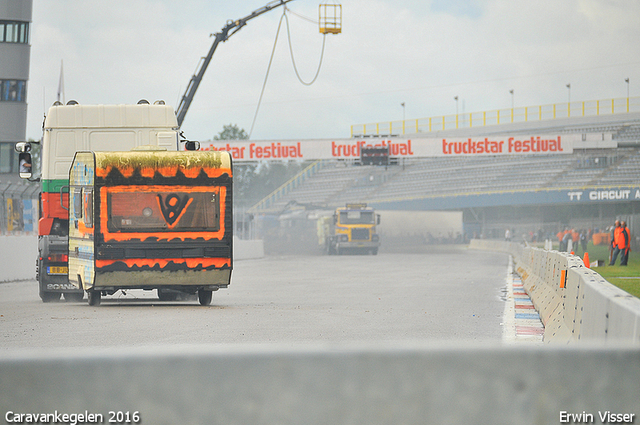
top-left (198, 289), bottom-right (213, 306)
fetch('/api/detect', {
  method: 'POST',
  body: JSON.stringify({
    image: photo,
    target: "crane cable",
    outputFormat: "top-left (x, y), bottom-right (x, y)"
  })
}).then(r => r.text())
top-left (249, 10), bottom-right (285, 139)
top-left (249, 7), bottom-right (327, 138)
top-left (286, 8), bottom-right (318, 25)
top-left (285, 11), bottom-right (327, 86)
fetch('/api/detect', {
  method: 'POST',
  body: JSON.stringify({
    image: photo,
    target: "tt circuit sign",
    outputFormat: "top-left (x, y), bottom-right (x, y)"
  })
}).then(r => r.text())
top-left (199, 134), bottom-right (609, 162)
top-left (567, 189), bottom-right (640, 202)
top-left (371, 187), bottom-right (640, 211)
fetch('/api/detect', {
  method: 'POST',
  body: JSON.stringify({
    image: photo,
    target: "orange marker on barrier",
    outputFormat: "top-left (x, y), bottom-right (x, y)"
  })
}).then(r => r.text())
top-left (560, 270), bottom-right (567, 288)
top-left (583, 252), bottom-right (590, 268)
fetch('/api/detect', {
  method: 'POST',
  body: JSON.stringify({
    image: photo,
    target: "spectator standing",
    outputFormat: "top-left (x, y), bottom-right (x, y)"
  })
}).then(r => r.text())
top-left (579, 230), bottom-right (588, 253)
top-left (571, 229), bottom-right (579, 252)
top-left (562, 230), bottom-right (572, 252)
top-left (557, 229), bottom-right (565, 251)
top-left (505, 228), bottom-right (511, 242)
top-left (620, 221), bottom-right (630, 266)
top-left (609, 220), bottom-right (620, 265)
top-left (610, 220), bottom-right (626, 265)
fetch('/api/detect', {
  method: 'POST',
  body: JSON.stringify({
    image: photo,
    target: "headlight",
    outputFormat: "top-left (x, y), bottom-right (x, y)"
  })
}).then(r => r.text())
top-left (340, 234), bottom-right (349, 242)
top-left (372, 234), bottom-right (379, 242)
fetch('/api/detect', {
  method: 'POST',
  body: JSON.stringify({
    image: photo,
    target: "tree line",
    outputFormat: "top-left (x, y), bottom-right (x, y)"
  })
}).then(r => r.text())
top-left (214, 124), bottom-right (312, 208)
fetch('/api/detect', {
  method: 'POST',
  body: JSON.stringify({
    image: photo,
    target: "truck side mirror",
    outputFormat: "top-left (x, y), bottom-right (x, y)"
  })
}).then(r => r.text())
top-left (333, 214), bottom-right (337, 225)
top-left (377, 214), bottom-right (381, 225)
top-left (18, 152), bottom-right (32, 179)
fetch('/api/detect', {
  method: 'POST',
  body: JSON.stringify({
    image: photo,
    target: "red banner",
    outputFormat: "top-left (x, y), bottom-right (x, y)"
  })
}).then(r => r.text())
top-left (200, 133), bottom-right (614, 162)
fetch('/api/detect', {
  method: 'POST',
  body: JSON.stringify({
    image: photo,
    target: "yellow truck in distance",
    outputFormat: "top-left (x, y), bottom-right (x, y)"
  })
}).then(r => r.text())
top-left (324, 203), bottom-right (380, 255)
top-left (67, 148), bottom-right (233, 306)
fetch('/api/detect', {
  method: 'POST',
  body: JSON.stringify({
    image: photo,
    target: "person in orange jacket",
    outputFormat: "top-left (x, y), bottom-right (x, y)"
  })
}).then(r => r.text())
top-left (620, 221), bottom-right (630, 266)
top-left (557, 229), bottom-right (565, 250)
top-left (610, 221), bottom-right (629, 266)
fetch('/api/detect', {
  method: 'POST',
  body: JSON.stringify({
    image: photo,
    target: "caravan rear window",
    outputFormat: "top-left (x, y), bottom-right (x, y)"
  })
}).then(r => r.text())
top-left (106, 186), bottom-right (221, 233)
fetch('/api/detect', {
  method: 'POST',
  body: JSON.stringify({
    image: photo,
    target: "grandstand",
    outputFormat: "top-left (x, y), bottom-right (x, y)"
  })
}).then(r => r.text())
top-left (251, 111), bottom-right (640, 241)
top-left (253, 113), bottom-right (640, 210)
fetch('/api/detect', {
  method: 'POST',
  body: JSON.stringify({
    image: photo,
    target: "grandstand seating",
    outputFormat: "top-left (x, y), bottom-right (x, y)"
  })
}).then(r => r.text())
top-left (253, 122), bottom-right (640, 212)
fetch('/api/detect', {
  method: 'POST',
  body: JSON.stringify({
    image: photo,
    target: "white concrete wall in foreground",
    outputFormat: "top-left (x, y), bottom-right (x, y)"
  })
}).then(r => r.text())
top-left (0, 344), bottom-right (638, 425)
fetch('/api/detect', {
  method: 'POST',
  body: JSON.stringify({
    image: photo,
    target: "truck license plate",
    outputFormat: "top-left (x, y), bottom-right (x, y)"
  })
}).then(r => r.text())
top-left (47, 266), bottom-right (68, 275)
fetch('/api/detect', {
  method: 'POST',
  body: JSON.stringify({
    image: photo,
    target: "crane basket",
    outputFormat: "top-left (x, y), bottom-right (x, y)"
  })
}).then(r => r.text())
top-left (319, 3), bottom-right (341, 34)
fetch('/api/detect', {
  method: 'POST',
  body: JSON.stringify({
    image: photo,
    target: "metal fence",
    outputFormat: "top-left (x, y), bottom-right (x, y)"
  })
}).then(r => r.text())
top-left (0, 181), bottom-right (39, 234)
top-left (352, 96), bottom-right (640, 136)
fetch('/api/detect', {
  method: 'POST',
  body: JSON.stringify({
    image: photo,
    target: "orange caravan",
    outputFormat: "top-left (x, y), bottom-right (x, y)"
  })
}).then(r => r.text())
top-left (68, 148), bottom-right (233, 306)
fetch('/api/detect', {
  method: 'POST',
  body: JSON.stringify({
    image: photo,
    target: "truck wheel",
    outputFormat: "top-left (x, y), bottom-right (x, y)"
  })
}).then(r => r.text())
top-left (87, 290), bottom-right (101, 306)
top-left (40, 291), bottom-right (61, 303)
top-left (64, 292), bottom-right (84, 302)
top-left (198, 289), bottom-right (213, 306)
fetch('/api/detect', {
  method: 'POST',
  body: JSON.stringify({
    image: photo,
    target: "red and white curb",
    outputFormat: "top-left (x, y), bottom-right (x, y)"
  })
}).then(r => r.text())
top-left (503, 256), bottom-right (544, 344)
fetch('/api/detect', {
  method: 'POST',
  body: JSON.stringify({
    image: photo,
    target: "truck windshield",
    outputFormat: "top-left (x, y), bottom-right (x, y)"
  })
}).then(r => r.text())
top-left (339, 210), bottom-right (374, 225)
top-left (106, 187), bottom-right (220, 233)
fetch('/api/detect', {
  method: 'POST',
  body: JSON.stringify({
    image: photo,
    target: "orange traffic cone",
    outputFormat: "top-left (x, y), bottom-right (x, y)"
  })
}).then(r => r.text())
top-left (583, 252), bottom-right (590, 268)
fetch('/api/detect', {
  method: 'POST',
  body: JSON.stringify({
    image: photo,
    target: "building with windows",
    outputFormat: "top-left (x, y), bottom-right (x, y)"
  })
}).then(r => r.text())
top-left (0, 0), bottom-right (31, 175)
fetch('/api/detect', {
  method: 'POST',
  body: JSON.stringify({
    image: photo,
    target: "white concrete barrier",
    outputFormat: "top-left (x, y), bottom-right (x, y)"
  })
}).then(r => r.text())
top-left (0, 344), bottom-right (638, 425)
top-left (470, 239), bottom-right (640, 343)
top-left (0, 235), bottom-right (37, 282)
top-left (233, 237), bottom-right (264, 260)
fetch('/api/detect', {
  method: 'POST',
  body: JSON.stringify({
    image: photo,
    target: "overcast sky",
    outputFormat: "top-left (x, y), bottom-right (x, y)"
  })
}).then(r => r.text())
top-left (26, 0), bottom-right (640, 142)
